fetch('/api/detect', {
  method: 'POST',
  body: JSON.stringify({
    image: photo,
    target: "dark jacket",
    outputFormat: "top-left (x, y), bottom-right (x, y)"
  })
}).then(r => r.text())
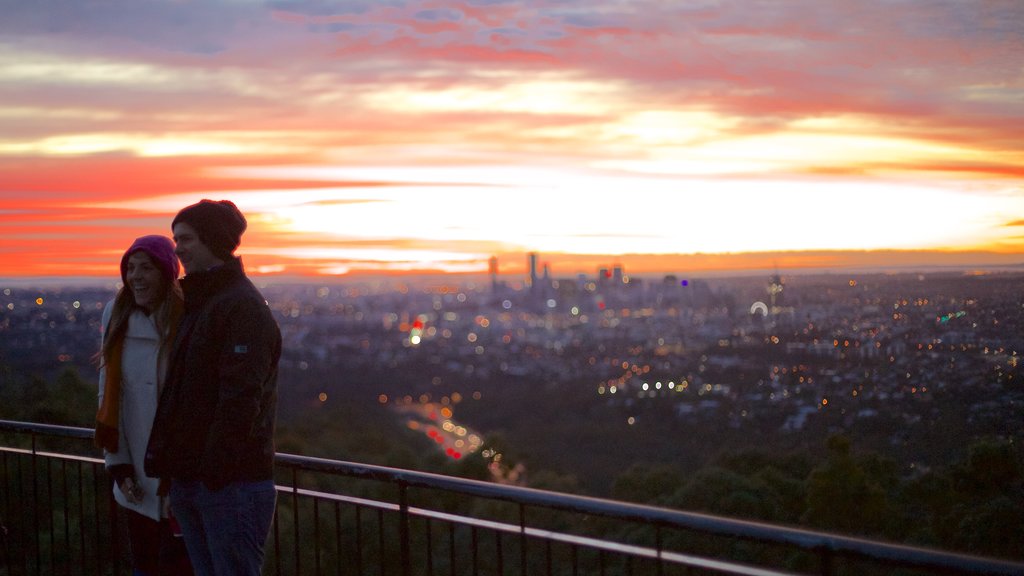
top-left (144, 258), bottom-right (281, 491)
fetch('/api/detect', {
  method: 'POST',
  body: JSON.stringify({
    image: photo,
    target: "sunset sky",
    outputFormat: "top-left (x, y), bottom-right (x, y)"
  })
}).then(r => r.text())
top-left (2, 0), bottom-right (1023, 280)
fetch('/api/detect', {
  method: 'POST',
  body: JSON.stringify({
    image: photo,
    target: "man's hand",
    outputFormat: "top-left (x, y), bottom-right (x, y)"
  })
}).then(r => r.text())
top-left (119, 477), bottom-right (144, 504)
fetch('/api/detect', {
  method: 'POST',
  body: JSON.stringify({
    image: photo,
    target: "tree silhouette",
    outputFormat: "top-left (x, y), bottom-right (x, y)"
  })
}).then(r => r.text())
top-left (802, 435), bottom-right (892, 537)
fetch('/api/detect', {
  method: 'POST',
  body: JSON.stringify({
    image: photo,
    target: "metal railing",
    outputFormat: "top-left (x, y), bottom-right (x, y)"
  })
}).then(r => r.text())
top-left (1, 419), bottom-right (1022, 576)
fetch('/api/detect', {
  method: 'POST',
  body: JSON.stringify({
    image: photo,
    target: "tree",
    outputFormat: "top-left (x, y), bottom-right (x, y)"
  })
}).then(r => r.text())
top-left (665, 466), bottom-right (783, 522)
top-left (610, 462), bottom-right (684, 504)
top-left (801, 435), bottom-right (892, 537)
top-left (49, 367), bottom-right (95, 426)
top-left (897, 470), bottom-right (955, 547)
top-left (952, 439), bottom-right (1021, 498)
top-left (945, 438), bottom-right (1024, 559)
top-left (953, 496), bottom-right (1024, 559)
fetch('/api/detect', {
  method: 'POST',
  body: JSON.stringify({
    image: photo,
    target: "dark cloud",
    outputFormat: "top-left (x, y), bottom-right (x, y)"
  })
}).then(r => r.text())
top-left (0, 0), bottom-right (244, 54)
top-left (267, 0), bottom-right (380, 17)
top-left (414, 9), bottom-right (463, 22)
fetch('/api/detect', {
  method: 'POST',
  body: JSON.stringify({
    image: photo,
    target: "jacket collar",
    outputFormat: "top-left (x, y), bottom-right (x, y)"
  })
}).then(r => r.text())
top-left (181, 257), bottom-right (244, 307)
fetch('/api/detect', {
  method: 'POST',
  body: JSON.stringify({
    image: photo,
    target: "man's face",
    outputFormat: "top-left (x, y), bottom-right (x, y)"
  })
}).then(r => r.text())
top-left (173, 222), bottom-right (222, 275)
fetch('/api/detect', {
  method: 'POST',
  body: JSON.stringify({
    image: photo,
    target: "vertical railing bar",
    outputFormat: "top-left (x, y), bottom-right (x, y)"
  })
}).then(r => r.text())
top-left (98, 462), bottom-right (116, 576)
top-left (518, 503), bottom-right (526, 576)
top-left (60, 460), bottom-right (69, 576)
top-left (495, 530), bottom-right (503, 576)
top-left (656, 524), bottom-right (664, 576)
top-left (334, 501), bottom-right (342, 576)
top-left (397, 481), bottom-right (410, 576)
top-left (819, 546), bottom-right (833, 576)
top-left (471, 525), bottom-right (479, 576)
top-left (292, 467), bottom-right (301, 576)
top-left (545, 539), bottom-right (552, 576)
top-left (377, 507), bottom-right (386, 576)
top-left (46, 456), bottom-right (55, 573)
top-left (314, 497), bottom-right (322, 576)
top-left (448, 522), bottom-right (456, 576)
top-left (24, 453), bottom-right (31, 576)
top-left (355, 505), bottom-right (364, 576)
top-left (18, 452), bottom-right (29, 576)
top-left (1, 451), bottom-right (9, 574)
top-left (0, 450), bottom-right (10, 569)
top-left (80, 462), bottom-right (90, 576)
top-left (92, 461), bottom-right (102, 573)
top-left (425, 517), bottom-right (433, 576)
top-left (31, 432), bottom-right (41, 575)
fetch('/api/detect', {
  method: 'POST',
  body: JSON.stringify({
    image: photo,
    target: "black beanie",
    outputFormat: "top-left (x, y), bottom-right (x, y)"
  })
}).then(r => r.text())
top-left (172, 200), bottom-right (247, 261)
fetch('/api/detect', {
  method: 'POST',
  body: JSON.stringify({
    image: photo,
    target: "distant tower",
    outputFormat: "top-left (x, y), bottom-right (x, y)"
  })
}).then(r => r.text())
top-left (489, 256), bottom-right (499, 293)
top-left (543, 262), bottom-right (550, 282)
top-left (528, 252), bottom-right (539, 291)
top-left (768, 269), bottom-right (784, 313)
top-left (612, 264), bottom-right (624, 284)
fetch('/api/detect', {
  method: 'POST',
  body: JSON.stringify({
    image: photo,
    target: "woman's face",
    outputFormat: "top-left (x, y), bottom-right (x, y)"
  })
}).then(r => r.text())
top-left (125, 251), bottom-right (166, 312)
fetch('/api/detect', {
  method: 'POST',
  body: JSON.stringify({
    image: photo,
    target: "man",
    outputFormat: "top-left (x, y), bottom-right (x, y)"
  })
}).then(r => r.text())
top-left (145, 199), bottom-right (281, 576)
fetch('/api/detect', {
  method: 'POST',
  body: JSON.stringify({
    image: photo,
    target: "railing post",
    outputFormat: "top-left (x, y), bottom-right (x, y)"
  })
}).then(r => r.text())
top-left (655, 525), bottom-right (664, 576)
top-left (292, 467), bottom-right (300, 576)
top-left (313, 498), bottom-right (321, 576)
top-left (398, 480), bottom-right (411, 576)
top-left (1, 451), bottom-right (9, 573)
top-left (45, 458), bottom-right (53, 572)
top-left (519, 503), bottom-right (527, 576)
top-left (819, 545), bottom-right (833, 576)
top-left (109, 474), bottom-right (121, 576)
top-left (31, 431), bottom-right (40, 575)
top-left (90, 463), bottom-right (100, 576)
top-left (354, 506), bottom-right (363, 576)
top-left (449, 522), bottom-right (456, 576)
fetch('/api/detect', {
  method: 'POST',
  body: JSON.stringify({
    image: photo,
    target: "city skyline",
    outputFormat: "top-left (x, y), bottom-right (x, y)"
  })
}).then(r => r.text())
top-left (2, 1), bottom-right (1023, 279)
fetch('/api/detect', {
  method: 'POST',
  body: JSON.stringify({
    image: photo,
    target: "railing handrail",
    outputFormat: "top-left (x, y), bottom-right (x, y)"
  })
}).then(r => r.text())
top-left (3, 418), bottom-right (1022, 576)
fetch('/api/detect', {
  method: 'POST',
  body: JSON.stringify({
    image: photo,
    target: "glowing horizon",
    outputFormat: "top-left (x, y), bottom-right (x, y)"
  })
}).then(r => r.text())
top-left (1, 1), bottom-right (1022, 279)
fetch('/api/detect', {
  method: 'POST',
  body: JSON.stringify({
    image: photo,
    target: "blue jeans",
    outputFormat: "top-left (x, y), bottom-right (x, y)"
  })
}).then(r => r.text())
top-left (169, 479), bottom-right (277, 576)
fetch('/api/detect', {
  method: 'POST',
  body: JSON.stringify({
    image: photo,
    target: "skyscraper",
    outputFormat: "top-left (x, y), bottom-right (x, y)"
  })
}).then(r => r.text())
top-left (768, 271), bottom-right (784, 313)
top-left (489, 256), bottom-right (499, 293)
top-left (528, 252), bottom-right (539, 291)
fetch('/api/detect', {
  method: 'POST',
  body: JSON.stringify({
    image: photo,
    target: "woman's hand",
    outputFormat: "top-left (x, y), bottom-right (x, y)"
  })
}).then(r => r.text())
top-left (119, 477), bottom-right (145, 504)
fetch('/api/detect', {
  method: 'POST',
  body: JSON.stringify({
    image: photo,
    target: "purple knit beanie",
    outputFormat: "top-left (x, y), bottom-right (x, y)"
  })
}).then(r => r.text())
top-left (120, 235), bottom-right (180, 286)
top-left (171, 199), bottom-right (247, 261)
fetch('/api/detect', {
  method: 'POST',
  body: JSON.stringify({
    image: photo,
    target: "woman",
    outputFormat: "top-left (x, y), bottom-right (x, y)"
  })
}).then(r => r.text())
top-left (95, 235), bottom-right (191, 576)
